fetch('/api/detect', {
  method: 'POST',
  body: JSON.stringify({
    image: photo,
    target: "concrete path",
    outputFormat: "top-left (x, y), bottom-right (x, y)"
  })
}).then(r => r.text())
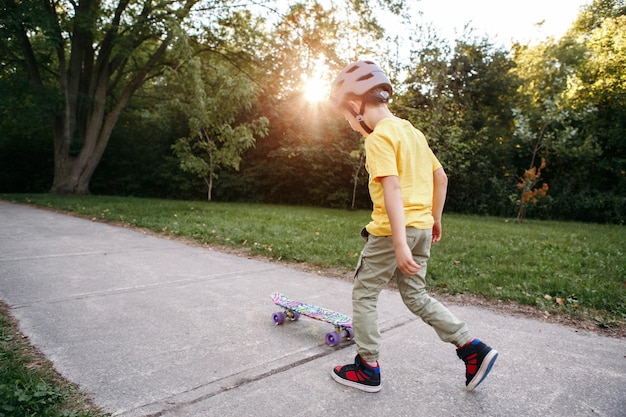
top-left (0, 201), bottom-right (624, 417)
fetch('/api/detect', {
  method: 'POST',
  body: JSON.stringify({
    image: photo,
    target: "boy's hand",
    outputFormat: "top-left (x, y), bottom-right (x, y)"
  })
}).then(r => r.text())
top-left (432, 220), bottom-right (442, 242)
top-left (396, 243), bottom-right (421, 276)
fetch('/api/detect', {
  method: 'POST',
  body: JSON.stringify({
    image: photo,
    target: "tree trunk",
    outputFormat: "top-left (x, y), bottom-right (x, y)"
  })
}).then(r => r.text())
top-left (350, 152), bottom-right (364, 210)
top-left (49, 92), bottom-right (120, 195)
top-left (49, 158), bottom-right (93, 195)
top-left (8, 0), bottom-right (194, 196)
top-left (515, 204), bottom-right (526, 223)
top-left (47, 33), bottom-right (173, 195)
top-left (207, 166), bottom-right (214, 201)
top-left (48, 91), bottom-right (113, 195)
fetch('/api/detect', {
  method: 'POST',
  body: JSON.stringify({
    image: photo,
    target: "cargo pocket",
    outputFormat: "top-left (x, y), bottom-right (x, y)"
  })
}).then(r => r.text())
top-left (360, 227), bottom-right (370, 242)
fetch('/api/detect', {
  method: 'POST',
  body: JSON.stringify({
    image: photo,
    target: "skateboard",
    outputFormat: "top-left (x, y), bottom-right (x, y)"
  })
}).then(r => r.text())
top-left (271, 292), bottom-right (354, 346)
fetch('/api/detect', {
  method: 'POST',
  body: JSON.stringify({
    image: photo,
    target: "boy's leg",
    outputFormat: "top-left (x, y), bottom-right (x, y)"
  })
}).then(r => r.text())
top-left (397, 227), bottom-right (472, 347)
top-left (399, 227), bottom-right (498, 390)
top-left (331, 232), bottom-right (394, 392)
top-left (352, 234), bottom-right (397, 362)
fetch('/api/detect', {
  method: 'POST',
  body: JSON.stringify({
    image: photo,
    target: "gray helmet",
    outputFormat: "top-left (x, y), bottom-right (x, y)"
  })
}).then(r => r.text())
top-left (329, 60), bottom-right (393, 108)
top-left (329, 60), bottom-right (393, 133)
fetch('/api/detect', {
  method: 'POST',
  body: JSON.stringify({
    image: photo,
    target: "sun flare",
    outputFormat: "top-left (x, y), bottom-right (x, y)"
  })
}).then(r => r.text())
top-left (303, 77), bottom-right (330, 102)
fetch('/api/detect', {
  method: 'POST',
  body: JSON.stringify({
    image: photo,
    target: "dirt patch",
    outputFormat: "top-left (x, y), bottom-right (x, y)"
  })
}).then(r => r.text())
top-left (433, 292), bottom-right (625, 338)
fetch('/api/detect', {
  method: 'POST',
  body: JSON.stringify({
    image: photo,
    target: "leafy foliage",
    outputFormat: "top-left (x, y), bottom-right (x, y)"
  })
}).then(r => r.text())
top-left (515, 158), bottom-right (549, 223)
top-left (1, 0), bottom-right (624, 223)
top-left (397, 33), bottom-right (520, 215)
top-left (168, 23), bottom-right (269, 200)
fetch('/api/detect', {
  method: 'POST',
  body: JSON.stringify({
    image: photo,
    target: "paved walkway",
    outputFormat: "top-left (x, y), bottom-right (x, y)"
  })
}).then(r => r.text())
top-left (0, 201), bottom-right (624, 417)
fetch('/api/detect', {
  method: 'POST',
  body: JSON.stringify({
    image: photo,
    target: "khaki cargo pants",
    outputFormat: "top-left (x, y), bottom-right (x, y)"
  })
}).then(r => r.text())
top-left (353, 227), bottom-right (472, 363)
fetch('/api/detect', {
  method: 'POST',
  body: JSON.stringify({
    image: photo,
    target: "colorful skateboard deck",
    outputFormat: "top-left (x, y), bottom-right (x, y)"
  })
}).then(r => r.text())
top-left (271, 292), bottom-right (353, 346)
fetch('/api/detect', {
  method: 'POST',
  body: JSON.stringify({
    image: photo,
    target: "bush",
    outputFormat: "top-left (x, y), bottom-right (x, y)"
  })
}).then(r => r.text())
top-left (548, 191), bottom-right (625, 224)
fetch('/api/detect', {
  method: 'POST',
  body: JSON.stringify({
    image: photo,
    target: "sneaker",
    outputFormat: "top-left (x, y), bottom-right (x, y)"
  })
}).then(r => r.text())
top-left (331, 355), bottom-right (381, 393)
top-left (457, 339), bottom-right (498, 391)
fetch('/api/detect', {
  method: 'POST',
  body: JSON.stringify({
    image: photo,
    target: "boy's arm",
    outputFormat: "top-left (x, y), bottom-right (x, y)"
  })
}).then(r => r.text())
top-left (432, 167), bottom-right (448, 243)
top-left (380, 175), bottom-right (421, 276)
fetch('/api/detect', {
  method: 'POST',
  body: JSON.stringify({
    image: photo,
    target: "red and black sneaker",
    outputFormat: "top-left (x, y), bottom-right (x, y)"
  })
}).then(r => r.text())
top-left (457, 339), bottom-right (498, 391)
top-left (331, 355), bottom-right (381, 393)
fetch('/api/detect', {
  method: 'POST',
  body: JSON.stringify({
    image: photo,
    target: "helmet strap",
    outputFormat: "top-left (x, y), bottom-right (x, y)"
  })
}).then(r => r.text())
top-left (348, 100), bottom-right (373, 134)
top-left (356, 115), bottom-right (373, 134)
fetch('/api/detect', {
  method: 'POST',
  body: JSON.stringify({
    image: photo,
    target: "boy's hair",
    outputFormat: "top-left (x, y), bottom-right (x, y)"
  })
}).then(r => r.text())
top-left (345, 87), bottom-right (391, 105)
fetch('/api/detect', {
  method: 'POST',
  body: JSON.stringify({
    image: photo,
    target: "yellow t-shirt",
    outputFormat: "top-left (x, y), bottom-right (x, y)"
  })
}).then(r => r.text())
top-left (365, 118), bottom-right (442, 236)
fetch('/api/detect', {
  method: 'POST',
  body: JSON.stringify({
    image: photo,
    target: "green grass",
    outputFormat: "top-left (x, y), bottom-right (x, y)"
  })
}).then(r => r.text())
top-left (3, 193), bottom-right (624, 327)
top-left (428, 217), bottom-right (625, 327)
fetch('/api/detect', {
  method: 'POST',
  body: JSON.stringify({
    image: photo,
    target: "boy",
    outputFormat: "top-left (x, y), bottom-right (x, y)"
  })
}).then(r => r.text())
top-left (328, 60), bottom-right (498, 393)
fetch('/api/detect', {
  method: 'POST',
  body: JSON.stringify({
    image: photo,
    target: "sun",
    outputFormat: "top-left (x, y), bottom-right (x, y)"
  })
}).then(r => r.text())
top-left (303, 77), bottom-right (330, 102)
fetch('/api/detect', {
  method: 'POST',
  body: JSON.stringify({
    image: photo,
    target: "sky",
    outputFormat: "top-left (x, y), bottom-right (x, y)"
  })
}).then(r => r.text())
top-left (258, 1), bottom-right (592, 46)
top-left (403, 0), bottom-right (592, 45)
top-left (263, 0), bottom-right (595, 99)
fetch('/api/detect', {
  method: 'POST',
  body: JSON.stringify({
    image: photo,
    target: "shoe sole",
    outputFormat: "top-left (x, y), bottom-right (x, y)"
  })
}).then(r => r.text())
top-left (331, 370), bottom-right (382, 393)
top-left (466, 349), bottom-right (498, 391)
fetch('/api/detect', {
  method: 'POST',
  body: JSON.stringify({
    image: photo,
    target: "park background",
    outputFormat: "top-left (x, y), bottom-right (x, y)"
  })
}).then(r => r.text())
top-left (1, 2), bottom-right (624, 414)
top-left (0, 0), bottom-right (624, 224)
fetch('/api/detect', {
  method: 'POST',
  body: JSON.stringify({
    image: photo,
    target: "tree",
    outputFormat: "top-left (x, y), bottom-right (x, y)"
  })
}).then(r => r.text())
top-left (349, 141), bottom-right (366, 209)
top-left (171, 50), bottom-right (269, 201)
top-left (0, 0), bottom-right (207, 194)
top-left (515, 157), bottom-right (549, 223)
top-left (510, 37), bottom-right (591, 219)
top-left (509, 0), bottom-right (625, 222)
top-left (164, 9), bottom-right (270, 202)
top-left (238, 0), bottom-right (397, 208)
top-left (565, 0), bottom-right (626, 195)
top-left (0, 0), bottom-right (406, 196)
top-left (398, 30), bottom-right (519, 215)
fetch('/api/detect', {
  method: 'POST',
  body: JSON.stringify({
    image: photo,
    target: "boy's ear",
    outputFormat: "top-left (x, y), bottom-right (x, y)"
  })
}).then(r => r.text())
top-left (345, 99), bottom-right (362, 115)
